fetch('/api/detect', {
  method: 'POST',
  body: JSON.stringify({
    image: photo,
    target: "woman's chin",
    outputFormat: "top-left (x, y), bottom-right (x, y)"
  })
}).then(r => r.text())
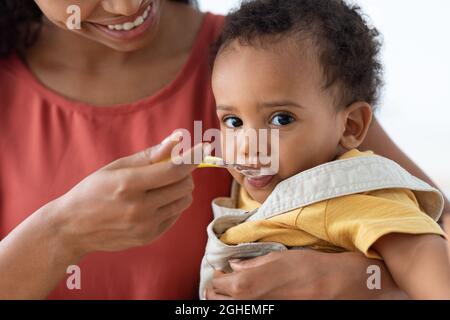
top-left (74, 30), bottom-right (153, 52)
top-left (67, 19), bottom-right (160, 53)
top-left (97, 38), bottom-right (150, 52)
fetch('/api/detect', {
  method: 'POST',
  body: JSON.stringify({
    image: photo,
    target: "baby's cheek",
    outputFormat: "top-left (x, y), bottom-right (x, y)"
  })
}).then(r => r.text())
top-left (276, 147), bottom-right (308, 180)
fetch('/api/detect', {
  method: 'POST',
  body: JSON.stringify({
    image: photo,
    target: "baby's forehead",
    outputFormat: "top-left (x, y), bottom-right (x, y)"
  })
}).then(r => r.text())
top-left (212, 37), bottom-right (339, 112)
top-left (218, 35), bottom-right (318, 60)
top-left (214, 36), bottom-right (326, 88)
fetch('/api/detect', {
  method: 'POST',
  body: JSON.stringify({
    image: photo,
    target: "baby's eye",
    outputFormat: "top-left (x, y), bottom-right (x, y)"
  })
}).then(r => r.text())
top-left (270, 114), bottom-right (295, 126)
top-left (223, 116), bottom-right (243, 128)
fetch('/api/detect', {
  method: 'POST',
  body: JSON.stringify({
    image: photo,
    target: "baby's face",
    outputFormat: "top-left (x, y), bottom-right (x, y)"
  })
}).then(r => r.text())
top-left (212, 38), bottom-right (346, 203)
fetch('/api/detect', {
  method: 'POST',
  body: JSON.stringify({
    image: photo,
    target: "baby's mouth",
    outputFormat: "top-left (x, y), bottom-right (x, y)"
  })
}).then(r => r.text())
top-left (235, 166), bottom-right (277, 188)
top-left (237, 168), bottom-right (274, 178)
top-left (235, 165), bottom-right (276, 177)
top-left (245, 175), bottom-right (276, 189)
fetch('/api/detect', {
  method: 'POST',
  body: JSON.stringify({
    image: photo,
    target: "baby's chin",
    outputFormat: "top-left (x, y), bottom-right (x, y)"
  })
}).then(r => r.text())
top-left (245, 186), bottom-right (273, 204)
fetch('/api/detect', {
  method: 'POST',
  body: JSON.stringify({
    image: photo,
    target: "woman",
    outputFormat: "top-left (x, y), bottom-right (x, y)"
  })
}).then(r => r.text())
top-left (0, 0), bottom-right (448, 299)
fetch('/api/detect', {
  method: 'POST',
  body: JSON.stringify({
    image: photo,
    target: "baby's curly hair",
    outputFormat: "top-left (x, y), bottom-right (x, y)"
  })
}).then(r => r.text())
top-left (212, 0), bottom-right (383, 108)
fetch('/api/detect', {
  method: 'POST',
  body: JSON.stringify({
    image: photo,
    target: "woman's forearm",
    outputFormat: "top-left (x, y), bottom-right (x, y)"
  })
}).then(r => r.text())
top-left (206, 250), bottom-right (408, 300)
top-left (362, 118), bottom-right (450, 214)
top-left (0, 200), bottom-right (84, 299)
top-left (0, 139), bottom-right (199, 299)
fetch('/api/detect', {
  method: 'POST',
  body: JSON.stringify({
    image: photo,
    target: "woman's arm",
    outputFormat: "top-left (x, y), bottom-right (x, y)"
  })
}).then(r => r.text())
top-left (206, 250), bottom-right (408, 300)
top-left (0, 201), bottom-right (83, 299)
top-left (0, 133), bottom-right (199, 299)
top-left (361, 118), bottom-right (450, 215)
top-left (374, 233), bottom-right (450, 299)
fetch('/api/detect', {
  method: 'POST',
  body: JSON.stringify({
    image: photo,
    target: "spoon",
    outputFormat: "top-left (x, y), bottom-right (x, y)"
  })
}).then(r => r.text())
top-left (198, 156), bottom-right (274, 177)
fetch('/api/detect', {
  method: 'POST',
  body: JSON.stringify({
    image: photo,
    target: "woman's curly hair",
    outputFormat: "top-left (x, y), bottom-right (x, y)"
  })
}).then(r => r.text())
top-left (0, 0), bottom-right (42, 57)
top-left (0, 0), bottom-right (197, 58)
top-left (212, 0), bottom-right (383, 108)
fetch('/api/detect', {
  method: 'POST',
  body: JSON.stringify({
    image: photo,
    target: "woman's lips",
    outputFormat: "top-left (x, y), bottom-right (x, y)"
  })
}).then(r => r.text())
top-left (89, 3), bottom-right (156, 41)
top-left (245, 175), bottom-right (275, 189)
top-left (94, 1), bottom-right (153, 26)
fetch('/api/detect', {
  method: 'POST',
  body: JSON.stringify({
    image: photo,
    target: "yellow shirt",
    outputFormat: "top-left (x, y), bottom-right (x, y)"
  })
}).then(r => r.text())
top-left (220, 150), bottom-right (446, 259)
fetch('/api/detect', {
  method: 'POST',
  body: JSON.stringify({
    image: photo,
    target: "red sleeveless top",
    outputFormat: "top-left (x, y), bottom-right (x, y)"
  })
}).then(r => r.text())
top-left (0, 13), bottom-right (232, 299)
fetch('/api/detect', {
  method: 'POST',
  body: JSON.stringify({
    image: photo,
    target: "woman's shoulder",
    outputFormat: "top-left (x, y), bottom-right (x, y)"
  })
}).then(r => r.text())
top-left (204, 12), bottom-right (225, 40)
top-left (0, 54), bottom-right (19, 77)
top-left (0, 54), bottom-right (25, 96)
top-left (174, 2), bottom-right (225, 45)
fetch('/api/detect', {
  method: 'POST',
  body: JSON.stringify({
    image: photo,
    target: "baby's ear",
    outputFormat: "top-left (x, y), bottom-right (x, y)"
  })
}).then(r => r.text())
top-left (339, 102), bottom-right (373, 150)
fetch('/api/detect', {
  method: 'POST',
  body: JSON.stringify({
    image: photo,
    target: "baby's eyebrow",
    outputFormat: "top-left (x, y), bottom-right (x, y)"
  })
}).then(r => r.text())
top-left (261, 100), bottom-right (305, 109)
top-left (216, 101), bottom-right (305, 111)
top-left (216, 105), bottom-right (235, 111)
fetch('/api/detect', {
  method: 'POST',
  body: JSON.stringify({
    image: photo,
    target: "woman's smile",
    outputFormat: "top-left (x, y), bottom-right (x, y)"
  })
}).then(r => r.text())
top-left (89, 1), bottom-right (157, 41)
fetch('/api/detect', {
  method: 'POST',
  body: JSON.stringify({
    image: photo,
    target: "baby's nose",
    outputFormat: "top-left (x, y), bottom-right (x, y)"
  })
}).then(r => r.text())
top-left (237, 132), bottom-right (270, 166)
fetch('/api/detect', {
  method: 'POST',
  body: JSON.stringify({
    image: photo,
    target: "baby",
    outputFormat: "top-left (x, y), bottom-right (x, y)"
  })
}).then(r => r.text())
top-left (199, 0), bottom-right (450, 299)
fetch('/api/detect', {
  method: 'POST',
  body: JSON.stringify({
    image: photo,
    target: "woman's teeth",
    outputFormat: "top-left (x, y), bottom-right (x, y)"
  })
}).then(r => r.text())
top-left (107, 4), bottom-right (151, 31)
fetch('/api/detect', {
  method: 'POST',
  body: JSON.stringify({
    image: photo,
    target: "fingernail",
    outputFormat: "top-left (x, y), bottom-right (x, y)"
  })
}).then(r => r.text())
top-left (161, 131), bottom-right (183, 145)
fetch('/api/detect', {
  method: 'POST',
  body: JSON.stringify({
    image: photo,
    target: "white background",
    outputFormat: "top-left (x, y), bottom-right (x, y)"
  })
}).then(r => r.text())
top-left (198, 0), bottom-right (450, 198)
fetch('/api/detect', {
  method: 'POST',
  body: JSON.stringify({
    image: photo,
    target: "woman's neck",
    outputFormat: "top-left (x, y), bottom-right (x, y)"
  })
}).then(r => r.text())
top-left (19, 2), bottom-right (205, 106)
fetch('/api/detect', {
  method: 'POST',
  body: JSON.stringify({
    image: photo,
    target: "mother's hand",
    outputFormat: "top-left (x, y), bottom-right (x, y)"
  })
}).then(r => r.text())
top-left (0, 132), bottom-right (206, 299)
top-left (205, 250), bottom-right (407, 300)
top-left (54, 132), bottom-right (202, 255)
